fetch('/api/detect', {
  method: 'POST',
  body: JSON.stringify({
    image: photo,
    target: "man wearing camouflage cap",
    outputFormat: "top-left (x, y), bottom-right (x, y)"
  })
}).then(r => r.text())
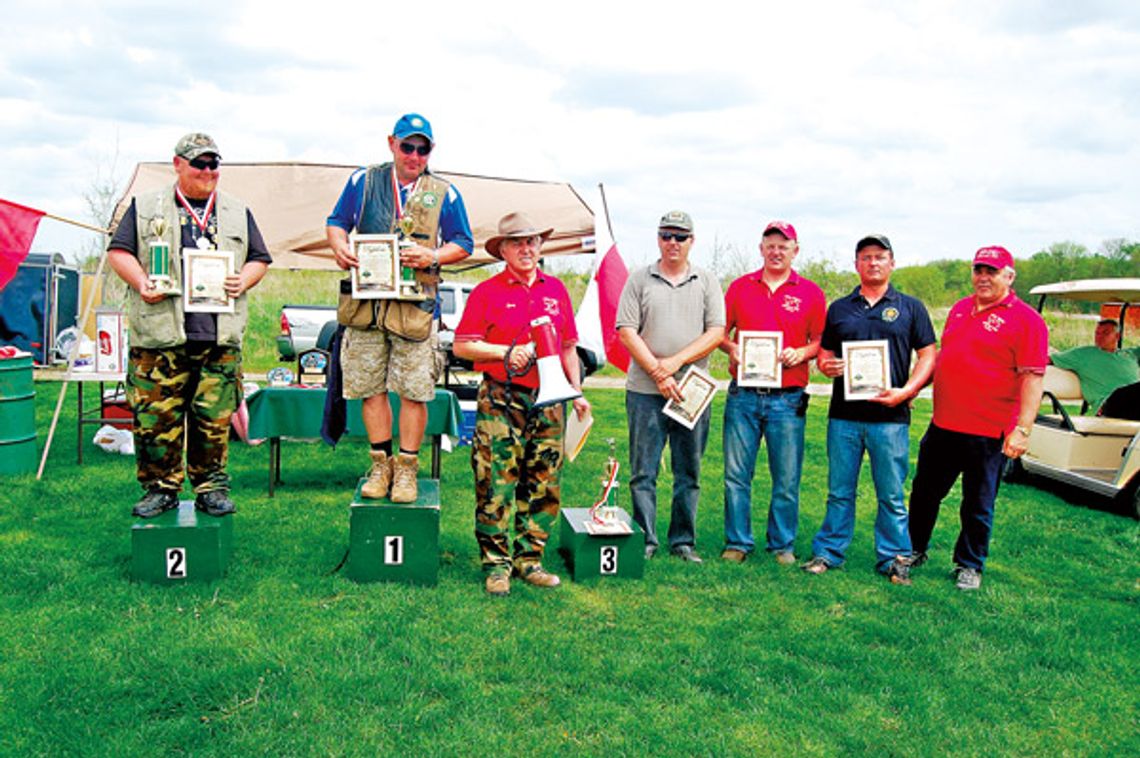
top-left (107, 132), bottom-right (272, 518)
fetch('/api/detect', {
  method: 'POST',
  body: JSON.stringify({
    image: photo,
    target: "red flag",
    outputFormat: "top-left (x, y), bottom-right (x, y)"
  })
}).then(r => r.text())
top-left (576, 233), bottom-right (631, 373)
top-left (0, 198), bottom-right (45, 290)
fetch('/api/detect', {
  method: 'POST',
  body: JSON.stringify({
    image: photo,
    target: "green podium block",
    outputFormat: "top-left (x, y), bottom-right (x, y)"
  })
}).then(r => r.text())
top-left (345, 478), bottom-right (440, 585)
top-left (131, 501), bottom-right (234, 584)
top-left (558, 507), bottom-right (644, 581)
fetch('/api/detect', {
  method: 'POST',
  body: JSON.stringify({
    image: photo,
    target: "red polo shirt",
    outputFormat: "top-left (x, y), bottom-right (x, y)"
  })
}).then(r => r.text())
top-left (933, 291), bottom-right (1048, 438)
top-left (455, 268), bottom-right (578, 388)
top-left (724, 269), bottom-right (827, 387)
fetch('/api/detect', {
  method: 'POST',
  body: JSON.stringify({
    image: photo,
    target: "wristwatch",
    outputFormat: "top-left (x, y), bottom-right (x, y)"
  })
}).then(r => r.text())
top-left (1014, 425), bottom-right (1031, 437)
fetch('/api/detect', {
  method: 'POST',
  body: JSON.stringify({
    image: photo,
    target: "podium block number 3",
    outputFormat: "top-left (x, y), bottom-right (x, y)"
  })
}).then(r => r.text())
top-left (384, 535), bottom-right (404, 566)
top-left (600, 545), bottom-right (618, 575)
top-left (166, 547), bottom-right (187, 579)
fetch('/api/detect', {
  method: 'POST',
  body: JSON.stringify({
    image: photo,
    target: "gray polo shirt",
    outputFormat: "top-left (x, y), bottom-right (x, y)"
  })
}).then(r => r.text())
top-left (616, 261), bottom-right (725, 395)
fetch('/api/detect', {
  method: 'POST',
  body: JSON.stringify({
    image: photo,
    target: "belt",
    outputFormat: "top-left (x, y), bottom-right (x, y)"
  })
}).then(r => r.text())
top-left (483, 374), bottom-right (539, 394)
top-left (742, 384), bottom-right (802, 395)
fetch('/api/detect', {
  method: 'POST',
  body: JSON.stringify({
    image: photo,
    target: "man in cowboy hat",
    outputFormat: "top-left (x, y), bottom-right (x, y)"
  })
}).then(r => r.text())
top-left (107, 132), bottom-right (272, 518)
top-left (327, 113), bottom-right (474, 503)
top-left (453, 212), bottom-right (590, 596)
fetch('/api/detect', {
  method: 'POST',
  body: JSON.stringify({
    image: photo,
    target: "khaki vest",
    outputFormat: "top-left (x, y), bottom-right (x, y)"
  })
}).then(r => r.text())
top-left (128, 187), bottom-right (251, 348)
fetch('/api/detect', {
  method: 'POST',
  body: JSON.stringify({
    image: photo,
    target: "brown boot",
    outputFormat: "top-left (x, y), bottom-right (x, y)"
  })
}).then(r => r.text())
top-left (360, 450), bottom-right (391, 499)
top-left (389, 452), bottom-right (419, 503)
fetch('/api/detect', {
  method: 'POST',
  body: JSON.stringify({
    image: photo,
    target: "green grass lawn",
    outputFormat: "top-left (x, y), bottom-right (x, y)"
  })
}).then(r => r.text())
top-left (1, 386), bottom-right (1136, 755)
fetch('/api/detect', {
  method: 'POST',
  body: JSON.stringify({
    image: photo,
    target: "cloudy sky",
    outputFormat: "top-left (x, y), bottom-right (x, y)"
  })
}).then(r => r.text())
top-left (3, 0), bottom-right (1139, 271)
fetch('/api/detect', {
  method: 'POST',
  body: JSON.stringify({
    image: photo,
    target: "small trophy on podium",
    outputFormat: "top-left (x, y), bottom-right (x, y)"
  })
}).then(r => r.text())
top-left (146, 218), bottom-right (180, 295)
top-left (586, 439), bottom-right (632, 535)
top-left (395, 207), bottom-right (422, 299)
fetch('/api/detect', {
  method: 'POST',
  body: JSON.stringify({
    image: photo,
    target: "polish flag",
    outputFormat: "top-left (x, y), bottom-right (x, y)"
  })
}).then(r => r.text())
top-left (0, 198), bottom-right (45, 291)
top-left (576, 207), bottom-right (630, 373)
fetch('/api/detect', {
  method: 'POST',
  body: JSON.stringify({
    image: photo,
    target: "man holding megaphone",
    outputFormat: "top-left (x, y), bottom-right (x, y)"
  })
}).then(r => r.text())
top-left (454, 213), bottom-right (590, 596)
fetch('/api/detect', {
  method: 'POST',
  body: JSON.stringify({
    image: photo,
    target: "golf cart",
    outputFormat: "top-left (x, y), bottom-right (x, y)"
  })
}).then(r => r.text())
top-left (1003, 278), bottom-right (1140, 518)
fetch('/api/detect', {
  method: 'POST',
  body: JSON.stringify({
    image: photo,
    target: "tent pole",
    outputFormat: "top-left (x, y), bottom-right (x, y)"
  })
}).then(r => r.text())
top-left (597, 183), bottom-right (616, 242)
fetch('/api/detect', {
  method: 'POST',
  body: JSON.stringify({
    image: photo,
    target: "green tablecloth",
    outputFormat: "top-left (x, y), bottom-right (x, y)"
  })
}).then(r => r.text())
top-left (246, 387), bottom-right (461, 441)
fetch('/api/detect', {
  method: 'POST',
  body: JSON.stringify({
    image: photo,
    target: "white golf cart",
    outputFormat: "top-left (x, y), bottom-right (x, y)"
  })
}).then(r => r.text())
top-left (1003, 278), bottom-right (1140, 518)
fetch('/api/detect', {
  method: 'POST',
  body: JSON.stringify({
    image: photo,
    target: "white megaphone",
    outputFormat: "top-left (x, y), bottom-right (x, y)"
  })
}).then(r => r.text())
top-left (531, 316), bottom-right (582, 408)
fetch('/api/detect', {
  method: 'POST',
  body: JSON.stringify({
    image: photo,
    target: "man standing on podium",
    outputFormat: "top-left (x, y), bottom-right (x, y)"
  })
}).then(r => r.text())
top-left (453, 213), bottom-right (590, 596)
top-left (107, 132), bottom-right (272, 519)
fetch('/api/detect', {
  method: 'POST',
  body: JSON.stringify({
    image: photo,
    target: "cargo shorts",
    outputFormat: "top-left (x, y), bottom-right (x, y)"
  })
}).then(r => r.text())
top-left (340, 324), bottom-right (439, 402)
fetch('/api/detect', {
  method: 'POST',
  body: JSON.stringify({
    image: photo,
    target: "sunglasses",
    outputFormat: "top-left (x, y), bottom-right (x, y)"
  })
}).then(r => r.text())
top-left (188, 156), bottom-right (220, 171)
top-left (972, 264), bottom-right (999, 274)
top-left (398, 141), bottom-right (432, 157)
top-left (659, 232), bottom-right (691, 242)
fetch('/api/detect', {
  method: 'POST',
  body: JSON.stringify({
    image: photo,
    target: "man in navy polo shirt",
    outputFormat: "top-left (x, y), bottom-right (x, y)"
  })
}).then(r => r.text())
top-left (801, 234), bottom-right (936, 584)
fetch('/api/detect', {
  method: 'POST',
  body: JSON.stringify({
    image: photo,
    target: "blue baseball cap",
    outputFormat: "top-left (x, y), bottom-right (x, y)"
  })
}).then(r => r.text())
top-left (392, 113), bottom-right (434, 144)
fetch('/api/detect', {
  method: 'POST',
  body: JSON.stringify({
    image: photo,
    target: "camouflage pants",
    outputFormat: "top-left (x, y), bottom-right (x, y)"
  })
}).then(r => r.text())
top-left (471, 378), bottom-right (565, 575)
top-left (126, 343), bottom-right (241, 494)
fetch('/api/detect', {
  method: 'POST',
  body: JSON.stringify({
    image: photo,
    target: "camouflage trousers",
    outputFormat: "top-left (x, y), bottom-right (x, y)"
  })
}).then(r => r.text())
top-left (471, 377), bottom-right (565, 575)
top-left (126, 343), bottom-right (241, 494)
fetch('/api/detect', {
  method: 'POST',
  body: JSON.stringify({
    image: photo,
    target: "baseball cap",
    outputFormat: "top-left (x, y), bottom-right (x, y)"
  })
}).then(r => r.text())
top-left (856, 234), bottom-right (893, 253)
top-left (658, 210), bottom-right (693, 232)
top-left (174, 133), bottom-right (221, 161)
top-left (973, 246), bottom-right (1014, 270)
top-left (763, 220), bottom-right (797, 241)
top-left (392, 113), bottom-right (434, 144)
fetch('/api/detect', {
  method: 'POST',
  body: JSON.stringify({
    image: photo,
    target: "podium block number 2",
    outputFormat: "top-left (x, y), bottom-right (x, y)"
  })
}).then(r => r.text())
top-left (600, 545), bottom-right (618, 575)
top-left (384, 535), bottom-right (404, 566)
top-left (166, 547), bottom-right (187, 579)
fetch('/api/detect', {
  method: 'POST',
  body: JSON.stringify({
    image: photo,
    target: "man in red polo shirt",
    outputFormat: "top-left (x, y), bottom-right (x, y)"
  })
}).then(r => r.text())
top-left (908, 246), bottom-right (1047, 591)
top-left (454, 212), bottom-right (589, 596)
top-left (719, 221), bottom-right (827, 564)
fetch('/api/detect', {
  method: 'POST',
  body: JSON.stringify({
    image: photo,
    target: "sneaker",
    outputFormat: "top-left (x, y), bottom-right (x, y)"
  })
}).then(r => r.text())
top-left (801, 556), bottom-right (830, 575)
top-left (885, 556), bottom-right (912, 586)
top-left (195, 490), bottom-right (236, 517)
top-left (910, 551), bottom-right (929, 570)
top-left (360, 450), bottom-right (391, 499)
top-left (645, 544), bottom-right (657, 559)
top-left (132, 489), bottom-right (179, 519)
top-left (721, 548), bottom-right (748, 563)
top-left (954, 566), bottom-right (982, 591)
top-left (519, 566), bottom-right (561, 588)
top-left (774, 551), bottom-right (797, 566)
top-left (485, 571), bottom-right (510, 596)
top-left (670, 545), bottom-right (703, 563)
top-left (389, 453), bottom-right (419, 503)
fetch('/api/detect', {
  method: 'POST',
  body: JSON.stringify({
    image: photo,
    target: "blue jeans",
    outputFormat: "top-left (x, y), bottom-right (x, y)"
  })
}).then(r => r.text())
top-left (810, 418), bottom-right (912, 572)
top-left (626, 390), bottom-right (710, 549)
top-left (722, 383), bottom-right (806, 554)
top-left (908, 423), bottom-right (1004, 571)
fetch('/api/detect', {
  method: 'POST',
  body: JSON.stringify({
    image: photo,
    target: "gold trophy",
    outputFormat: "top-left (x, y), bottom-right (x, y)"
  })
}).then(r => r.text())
top-left (146, 218), bottom-right (180, 295)
top-left (395, 208), bottom-right (421, 299)
top-left (586, 439), bottom-right (631, 535)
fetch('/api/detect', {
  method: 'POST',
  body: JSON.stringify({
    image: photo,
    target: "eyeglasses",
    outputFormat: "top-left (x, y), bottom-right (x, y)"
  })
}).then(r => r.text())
top-left (972, 264), bottom-right (999, 275)
top-left (659, 232), bottom-right (691, 242)
top-left (188, 156), bottom-right (220, 171)
top-left (398, 141), bottom-right (432, 157)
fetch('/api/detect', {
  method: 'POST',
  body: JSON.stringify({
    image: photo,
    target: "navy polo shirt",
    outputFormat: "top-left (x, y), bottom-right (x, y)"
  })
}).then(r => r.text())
top-left (822, 284), bottom-right (936, 423)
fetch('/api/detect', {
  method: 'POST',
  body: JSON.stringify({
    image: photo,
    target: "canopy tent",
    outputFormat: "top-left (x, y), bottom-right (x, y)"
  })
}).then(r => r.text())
top-left (112, 162), bottom-right (596, 270)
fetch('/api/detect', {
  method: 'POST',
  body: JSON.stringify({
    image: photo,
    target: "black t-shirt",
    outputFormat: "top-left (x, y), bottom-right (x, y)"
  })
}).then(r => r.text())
top-left (822, 285), bottom-right (937, 424)
top-left (109, 195), bottom-right (272, 342)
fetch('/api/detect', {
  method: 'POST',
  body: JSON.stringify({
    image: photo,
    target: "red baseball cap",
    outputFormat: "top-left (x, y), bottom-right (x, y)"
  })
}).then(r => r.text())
top-left (763, 220), bottom-right (797, 241)
top-left (973, 246), bottom-right (1014, 270)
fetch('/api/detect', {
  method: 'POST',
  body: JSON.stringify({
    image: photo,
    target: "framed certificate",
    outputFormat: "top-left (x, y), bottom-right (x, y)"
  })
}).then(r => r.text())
top-left (663, 366), bottom-right (718, 430)
top-left (843, 339), bottom-right (890, 400)
top-left (737, 330), bottom-right (782, 388)
top-left (350, 233), bottom-right (400, 299)
top-left (182, 249), bottom-right (234, 313)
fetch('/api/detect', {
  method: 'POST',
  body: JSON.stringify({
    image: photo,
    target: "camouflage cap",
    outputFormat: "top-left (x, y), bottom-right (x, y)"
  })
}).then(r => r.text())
top-left (174, 132), bottom-right (222, 161)
top-left (658, 210), bottom-right (693, 232)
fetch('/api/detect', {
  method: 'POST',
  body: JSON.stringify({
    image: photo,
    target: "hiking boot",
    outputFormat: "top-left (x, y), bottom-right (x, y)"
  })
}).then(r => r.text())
top-left (360, 450), bottom-right (391, 499)
top-left (195, 490), bottom-right (236, 517)
top-left (389, 453), bottom-right (419, 503)
top-left (670, 545), bottom-right (703, 563)
top-left (801, 556), bottom-right (831, 575)
top-left (910, 551), bottom-right (929, 570)
top-left (721, 548), bottom-right (748, 563)
top-left (485, 571), bottom-right (510, 596)
top-left (132, 489), bottom-right (179, 519)
top-left (519, 566), bottom-right (561, 588)
top-left (885, 556), bottom-right (912, 586)
top-left (774, 551), bottom-right (797, 566)
top-left (954, 566), bottom-right (982, 591)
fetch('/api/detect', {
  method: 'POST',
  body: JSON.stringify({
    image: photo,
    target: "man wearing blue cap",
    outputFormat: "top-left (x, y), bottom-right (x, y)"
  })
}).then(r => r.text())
top-left (327, 113), bottom-right (474, 502)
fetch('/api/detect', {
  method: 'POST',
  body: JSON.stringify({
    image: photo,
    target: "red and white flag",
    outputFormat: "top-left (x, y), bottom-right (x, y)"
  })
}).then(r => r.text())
top-left (576, 205), bottom-right (630, 373)
top-left (0, 197), bottom-right (45, 291)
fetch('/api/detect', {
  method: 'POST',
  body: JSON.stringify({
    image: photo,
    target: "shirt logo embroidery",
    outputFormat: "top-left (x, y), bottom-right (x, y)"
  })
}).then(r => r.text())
top-left (782, 295), bottom-right (802, 313)
top-left (882, 307), bottom-right (899, 323)
top-left (543, 297), bottom-right (560, 316)
top-left (983, 314), bottom-right (1005, 333)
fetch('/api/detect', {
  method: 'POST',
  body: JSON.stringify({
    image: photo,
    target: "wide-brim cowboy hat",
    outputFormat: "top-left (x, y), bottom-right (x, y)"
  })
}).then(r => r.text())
top-left (485, 212), bottom-right (554, 260)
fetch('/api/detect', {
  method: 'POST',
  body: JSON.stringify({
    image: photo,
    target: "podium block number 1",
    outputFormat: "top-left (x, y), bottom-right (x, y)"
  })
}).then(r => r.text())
top-left (600, 545), bottom-right (618, 575)
top-left (166, 547), bottom-right (187, 579)
top-left (384, 535), bottom-right (404, 566)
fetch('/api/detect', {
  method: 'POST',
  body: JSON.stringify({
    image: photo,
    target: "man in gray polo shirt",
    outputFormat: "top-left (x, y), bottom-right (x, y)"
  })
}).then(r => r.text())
top-left (616, 211), bottom-right (726, 561)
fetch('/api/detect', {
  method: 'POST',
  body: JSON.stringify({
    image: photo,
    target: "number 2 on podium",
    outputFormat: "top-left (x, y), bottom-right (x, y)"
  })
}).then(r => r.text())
top-left (384, 535), bottom-right (404, 565)
top-left (166, 547), bottom-right (187, 579)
